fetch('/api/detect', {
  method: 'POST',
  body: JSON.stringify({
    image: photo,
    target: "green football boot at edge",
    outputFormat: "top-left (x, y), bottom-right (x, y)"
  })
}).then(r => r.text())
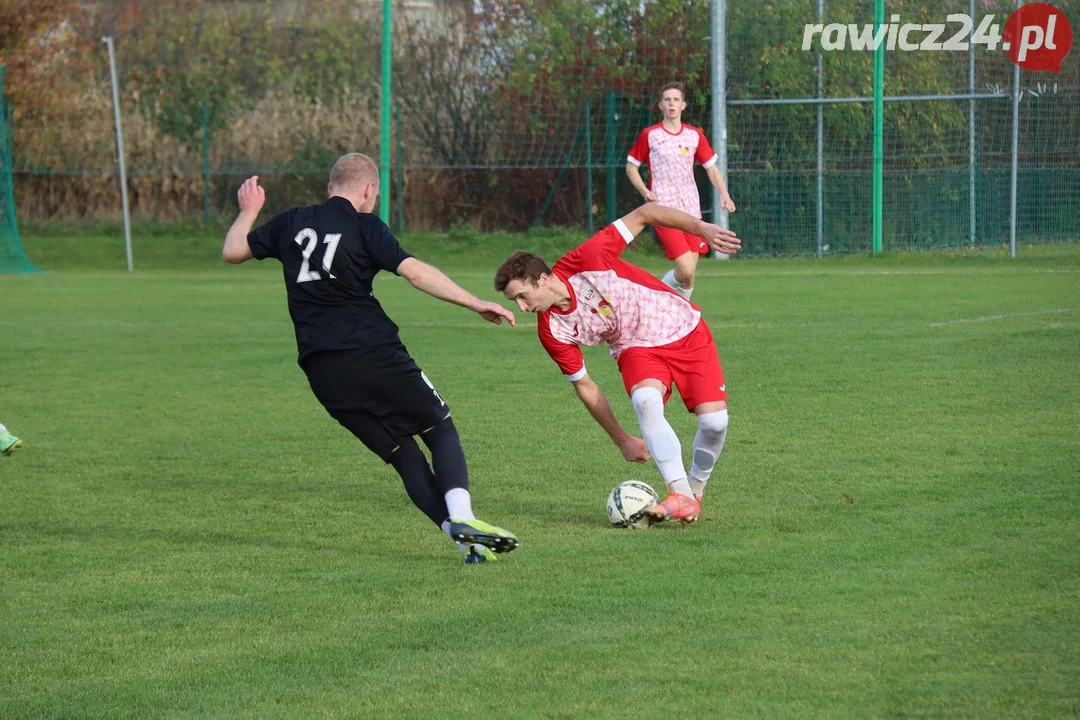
top-left (0, 431), bottom-right (22, 456)
top-left (449, 519), bottom-right (520, 555)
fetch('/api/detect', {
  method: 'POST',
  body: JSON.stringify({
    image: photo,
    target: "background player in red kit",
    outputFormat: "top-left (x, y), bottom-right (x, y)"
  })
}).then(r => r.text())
top-left (494, 204), bottom-right (740, 525)
top-left (626, 82), bottom-right (736, 301)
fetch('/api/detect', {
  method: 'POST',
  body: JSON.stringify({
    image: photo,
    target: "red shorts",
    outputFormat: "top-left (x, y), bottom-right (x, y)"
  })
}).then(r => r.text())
top-left (616, 321), bottom-right (727, 411)
top-left (654, 225), bottom-right (710, 260)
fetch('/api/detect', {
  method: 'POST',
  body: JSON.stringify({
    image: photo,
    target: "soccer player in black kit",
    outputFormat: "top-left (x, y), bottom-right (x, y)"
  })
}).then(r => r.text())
top-left (221, 153), bottom-right (519, 564)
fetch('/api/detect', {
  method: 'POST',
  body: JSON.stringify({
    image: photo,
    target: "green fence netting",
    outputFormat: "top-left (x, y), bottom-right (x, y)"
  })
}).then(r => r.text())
top-left (4, 0), bottom-right (1077, 255)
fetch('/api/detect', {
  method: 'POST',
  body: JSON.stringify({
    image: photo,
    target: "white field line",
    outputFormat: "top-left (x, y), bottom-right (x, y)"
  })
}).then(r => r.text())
top-left (405, 308), bottom-right (1080, 332)
top-left (18, 312), bottom-right (1072, 333)
top-left (697, 268), bottom-right (1080, 278)
top-left (374, 267), bottom-right (1080, 281)
top-left (928, 308), bottom-right (1078, 327)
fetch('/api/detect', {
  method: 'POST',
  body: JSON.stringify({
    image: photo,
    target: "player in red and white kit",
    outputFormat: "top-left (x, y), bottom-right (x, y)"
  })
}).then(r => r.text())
top-left (494, 203), bottom-right (741, 525)
top-left (626, 82), bottom-right (736, 301)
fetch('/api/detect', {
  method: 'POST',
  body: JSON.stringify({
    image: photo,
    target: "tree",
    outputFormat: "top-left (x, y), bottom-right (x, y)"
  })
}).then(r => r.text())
top-left (0, 0), bottom-right (91, 114)
top-left (393, 7), bottom-right (503, 168)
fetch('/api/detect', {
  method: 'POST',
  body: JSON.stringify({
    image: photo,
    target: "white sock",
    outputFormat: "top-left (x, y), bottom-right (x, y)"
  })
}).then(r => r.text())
top-left (661, 269), bottom-right (692, 300)
top-left (444, 488), bottom-right (475, 521)
top-left (631, 386), bottom-right (693, 497)
top-left (689, 410), bottom-right (729, 498)
top-left (0, 423), bottom-right (6, 433)
top-left (687, 475), bottom-right (707, 499)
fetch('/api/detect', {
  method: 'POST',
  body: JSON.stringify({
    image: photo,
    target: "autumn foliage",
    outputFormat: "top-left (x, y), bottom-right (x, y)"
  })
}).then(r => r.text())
top-left (1, 0), bottom-right (1075, 230)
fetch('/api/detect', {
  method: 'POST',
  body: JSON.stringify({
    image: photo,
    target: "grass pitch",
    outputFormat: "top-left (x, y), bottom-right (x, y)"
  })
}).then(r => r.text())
top-left (2, 229), bottom-right (1078, 717)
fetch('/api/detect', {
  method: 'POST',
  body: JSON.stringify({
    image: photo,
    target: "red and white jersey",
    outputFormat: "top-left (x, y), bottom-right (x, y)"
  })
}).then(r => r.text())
top-left (538, 220), bottom-right (702, 381)
top-left (626, 123), bottom-right (718, 219)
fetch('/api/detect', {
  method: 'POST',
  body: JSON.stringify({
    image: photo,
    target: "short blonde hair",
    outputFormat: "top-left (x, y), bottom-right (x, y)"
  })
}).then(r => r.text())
top-left (329, 153), bottom-right (379, 192)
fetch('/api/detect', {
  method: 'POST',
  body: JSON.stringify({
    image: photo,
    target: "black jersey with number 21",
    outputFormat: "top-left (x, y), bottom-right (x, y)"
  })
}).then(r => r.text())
top-left (247, 196), bottom-right (413, 365)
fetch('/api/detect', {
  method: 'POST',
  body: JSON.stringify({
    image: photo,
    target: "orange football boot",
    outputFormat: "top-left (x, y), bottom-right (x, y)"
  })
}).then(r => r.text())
top-left (644, 493), bottom-right (701, 525)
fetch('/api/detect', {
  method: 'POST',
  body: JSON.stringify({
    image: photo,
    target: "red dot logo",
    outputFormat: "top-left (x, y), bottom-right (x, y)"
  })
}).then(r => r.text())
top-left (1003, 3), bottom-right (1073, 73)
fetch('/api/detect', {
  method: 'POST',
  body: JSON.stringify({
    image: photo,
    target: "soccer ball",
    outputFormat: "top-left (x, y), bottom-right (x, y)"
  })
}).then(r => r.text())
top-left (606, 480), bottom-right (661, 530)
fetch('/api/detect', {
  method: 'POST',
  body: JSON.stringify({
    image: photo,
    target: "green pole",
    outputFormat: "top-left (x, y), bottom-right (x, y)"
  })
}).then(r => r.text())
top-left (605, 91), bottom-right (616, 223)
top-left (202, 101), bottom-right (210, 230)
top-left (585, 99), bottom-right (593, 235)
top-left (379, 0), bottom-right (391, 223)
top-left (872, 0), bottom-right (884, 254)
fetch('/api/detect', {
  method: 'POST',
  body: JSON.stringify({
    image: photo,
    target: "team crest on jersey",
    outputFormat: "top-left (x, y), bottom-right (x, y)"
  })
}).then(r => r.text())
top-left (578, 282), bottom-right (614, 318)
top-left (679, 146), bottom-right (689, 156)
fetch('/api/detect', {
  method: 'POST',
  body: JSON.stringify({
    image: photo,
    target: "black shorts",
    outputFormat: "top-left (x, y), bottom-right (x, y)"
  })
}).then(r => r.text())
top-left (303, 344), bottom-right (450, 463)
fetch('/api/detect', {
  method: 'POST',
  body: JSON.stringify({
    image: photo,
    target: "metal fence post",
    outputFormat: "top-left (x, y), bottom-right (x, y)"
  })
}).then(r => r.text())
top-left (968, 0), bottom-right (976, 248)
top-left (712, 0), bottom-right (730, 259)
top-left (103, 36), bottom-right (133, 272)
top-left (202, 101), bottom-right (210, 230)
top-left (1009, 0), bottom-right (1020, 258)
top-left (872, 0), bottom-right (884, 255)
top-left (816, 0), bottom-right (825, 257)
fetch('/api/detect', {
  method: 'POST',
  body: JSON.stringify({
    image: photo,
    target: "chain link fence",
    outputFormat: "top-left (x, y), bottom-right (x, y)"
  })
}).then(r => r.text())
top-left (3, 0), bottom-right (1077, 255)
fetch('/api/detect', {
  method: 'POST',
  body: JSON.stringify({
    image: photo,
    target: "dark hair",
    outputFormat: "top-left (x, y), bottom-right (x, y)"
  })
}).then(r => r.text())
top-left (659, 82), bottom-right (685, 101)
top-left (494, 251), bottom-right (552, 292)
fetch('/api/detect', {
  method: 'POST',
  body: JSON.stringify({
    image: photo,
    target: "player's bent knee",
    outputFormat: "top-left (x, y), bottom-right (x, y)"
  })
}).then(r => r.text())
top-left (697, 409), bottom-right (729, 436)
top-left (631, 386), bottom-right (666, 422)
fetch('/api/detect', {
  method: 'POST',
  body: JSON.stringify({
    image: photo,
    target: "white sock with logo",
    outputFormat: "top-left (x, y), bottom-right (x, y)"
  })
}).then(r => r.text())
top-left (631, 386), bottom-right (693, 497)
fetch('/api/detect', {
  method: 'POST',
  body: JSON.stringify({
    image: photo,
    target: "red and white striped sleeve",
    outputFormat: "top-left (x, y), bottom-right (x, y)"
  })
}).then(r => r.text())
top-left (627, 127), bottom-right (652, 167)
top-left (538, 313), bottom-right (586, 382)
top-left (694, 126), bottom-right (718, 168)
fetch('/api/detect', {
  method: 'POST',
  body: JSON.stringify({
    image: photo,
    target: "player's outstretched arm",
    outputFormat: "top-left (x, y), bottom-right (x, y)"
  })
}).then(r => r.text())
top-left (397, 257), bottom-right (515, 326)
top-left (620, 202), bottom-right (741, 256)
top-left (572, 375), bottom-right (651, 463)
top-left (222, 175), bottom-right (264, 264)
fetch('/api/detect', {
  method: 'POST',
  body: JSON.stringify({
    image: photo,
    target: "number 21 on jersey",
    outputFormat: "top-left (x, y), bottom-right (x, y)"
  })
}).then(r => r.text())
top-left (293, 228), bottom-right (341, 283)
